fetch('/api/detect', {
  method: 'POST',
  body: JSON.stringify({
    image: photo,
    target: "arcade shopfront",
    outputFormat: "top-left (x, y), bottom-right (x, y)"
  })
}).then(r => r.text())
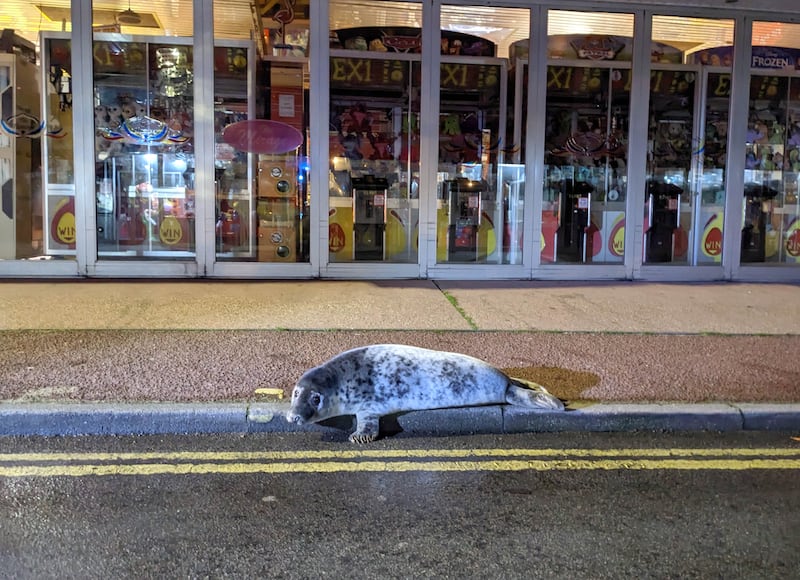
top-left (1, 0), bottom-right (799, 281)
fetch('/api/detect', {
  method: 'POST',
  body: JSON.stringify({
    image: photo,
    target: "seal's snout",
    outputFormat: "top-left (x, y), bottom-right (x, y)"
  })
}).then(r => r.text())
top-left (286, 413), bottom-right (304, 425)
top-left (542, 396), bottom-right (566, 411)
top-left (526, 390), bottom-right (565, 411)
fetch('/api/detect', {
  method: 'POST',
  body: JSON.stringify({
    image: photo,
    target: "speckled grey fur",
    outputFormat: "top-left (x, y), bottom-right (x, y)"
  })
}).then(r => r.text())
top-left (286, 344), bottom-right (564, 443)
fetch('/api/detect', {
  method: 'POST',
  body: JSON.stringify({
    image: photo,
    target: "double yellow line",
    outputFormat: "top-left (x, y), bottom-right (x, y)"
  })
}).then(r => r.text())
top-left (1, 447), bottom-right (799, 478)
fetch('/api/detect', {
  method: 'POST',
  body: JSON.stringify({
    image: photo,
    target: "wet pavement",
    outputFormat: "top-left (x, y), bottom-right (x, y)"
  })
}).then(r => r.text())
top-left (0, 280), bottom-right (798, 436)
top-left (2, 279), bottom-right (799, 333)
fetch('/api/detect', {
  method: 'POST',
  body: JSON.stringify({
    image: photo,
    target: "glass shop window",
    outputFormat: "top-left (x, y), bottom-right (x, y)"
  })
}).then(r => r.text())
top-left (215, 0), bottom-right (311, 263)
top-left (739, 21), bottom-right (800, 266)
top-left (2, 7), bottom-right (75, 260)
top-left (542, 10), bottom-right (633, 265)
top-left (91, 0), bottom-right (196, 259)
top-left (435, 4), bottom-right (530, 266)
top-left (647, 15), bottom-right (734, 266)
top-left (328, 0), bottom-right (422, 264)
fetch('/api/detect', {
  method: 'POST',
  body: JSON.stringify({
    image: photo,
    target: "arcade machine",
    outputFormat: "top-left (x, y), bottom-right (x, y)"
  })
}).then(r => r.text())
top-left (556, 179), bottom-right (594, 262)
top-left (645, 180), bottom-right (683, 262)
top-left (741, 181), bottom-right (780, 263)
top-left (257, 154), bottom-right (298, 261)
top-left (352, 175), bottom-right (387, 260)
top-left (443, 177), bottom-right (485, 262)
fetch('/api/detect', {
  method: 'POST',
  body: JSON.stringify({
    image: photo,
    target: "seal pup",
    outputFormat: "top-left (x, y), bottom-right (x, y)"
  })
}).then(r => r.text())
top-left (286, 344), bottom-right (564, 443)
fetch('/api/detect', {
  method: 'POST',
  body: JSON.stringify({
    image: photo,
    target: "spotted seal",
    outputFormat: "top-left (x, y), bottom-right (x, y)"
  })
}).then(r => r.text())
top-left (286, 344), bottom-right (565, 443)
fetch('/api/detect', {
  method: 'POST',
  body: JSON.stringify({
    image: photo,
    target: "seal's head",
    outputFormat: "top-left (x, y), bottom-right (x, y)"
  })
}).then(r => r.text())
top-left (286, 366), bottom-right (337, 425)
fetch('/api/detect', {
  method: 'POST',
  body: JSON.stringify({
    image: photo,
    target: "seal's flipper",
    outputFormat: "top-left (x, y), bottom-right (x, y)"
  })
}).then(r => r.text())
top-left (350, 413), bottom-right (380, 443)
top-left (506, 379), bottom-right (565, 410)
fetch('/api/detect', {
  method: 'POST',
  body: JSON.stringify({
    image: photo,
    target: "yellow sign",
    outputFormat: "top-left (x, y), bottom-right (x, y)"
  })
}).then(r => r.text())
top-left (608, 214), bottom-right (625, 258)
top-left (786, 218), bottom-right (800, 262)
top-left (701, 213), bottom-right (723, 261)
top-left (436, 207), bottom-right (449, 262)
top-left (328, 206), bottom-right (353, 260)
top-left (159, 215), bottom-right (183, 246)
top-left (51, 197), bottom-right (76, 246)
top-left (477, 212), bottom-right (497, 259)
top-left (55, 210), bottom-right (76, 245)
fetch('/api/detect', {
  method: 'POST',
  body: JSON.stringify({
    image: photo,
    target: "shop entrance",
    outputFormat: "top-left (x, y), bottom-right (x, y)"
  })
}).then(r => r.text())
top-left (644, 28), bottom-right (734, 268)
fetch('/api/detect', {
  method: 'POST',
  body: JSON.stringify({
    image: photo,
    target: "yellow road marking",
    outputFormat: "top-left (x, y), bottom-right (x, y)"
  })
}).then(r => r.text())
top-left (253, 388), bottom-right (284, 399)
top-left (1, 447), bottom-right (799, 464)
top-left (0, 458), bottom-right (799, 478)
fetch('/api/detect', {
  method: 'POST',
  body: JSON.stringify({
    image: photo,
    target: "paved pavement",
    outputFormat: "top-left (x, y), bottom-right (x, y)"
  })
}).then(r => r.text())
top-left (0, 279), bottom-right (798, 438)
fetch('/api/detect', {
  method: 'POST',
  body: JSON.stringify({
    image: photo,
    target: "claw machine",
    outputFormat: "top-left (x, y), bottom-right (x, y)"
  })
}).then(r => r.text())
top-left (543, 75), bottom-right (630, 265)
top-left (57, 33), bottom-right (199, 258)
top-left (327, 37), bottom-right (422, 264)
top-left (96, 36), bottom-right (195, 256)
top-left (436, 49), bottom-right (508, 265)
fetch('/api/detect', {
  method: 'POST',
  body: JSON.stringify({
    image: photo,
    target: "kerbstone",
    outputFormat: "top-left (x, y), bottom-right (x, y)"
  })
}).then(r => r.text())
top-left (737, 403), bottom-right (800, 431)
top-left (0, 403), bottom-right (248, 436)
top-left (503, 403), bottom-right (745, 433)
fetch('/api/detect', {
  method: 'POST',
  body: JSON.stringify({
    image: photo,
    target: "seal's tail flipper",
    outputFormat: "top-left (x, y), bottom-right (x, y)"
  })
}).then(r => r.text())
top-left (506, 378), bottom-right (565, 411)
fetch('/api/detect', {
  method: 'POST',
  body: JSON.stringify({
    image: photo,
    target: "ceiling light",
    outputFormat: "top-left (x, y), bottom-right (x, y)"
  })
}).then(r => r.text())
top-left (117, 1), bottom-right (142, 25)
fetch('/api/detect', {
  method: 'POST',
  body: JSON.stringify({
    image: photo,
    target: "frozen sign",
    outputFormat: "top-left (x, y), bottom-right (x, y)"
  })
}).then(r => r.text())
top-left (752, 51), bottom-right (796, 70)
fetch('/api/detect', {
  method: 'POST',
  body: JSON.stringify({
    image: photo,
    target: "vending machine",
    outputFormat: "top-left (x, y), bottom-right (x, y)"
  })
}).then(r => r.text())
top-left (352, 175), bottom-right (387, 260)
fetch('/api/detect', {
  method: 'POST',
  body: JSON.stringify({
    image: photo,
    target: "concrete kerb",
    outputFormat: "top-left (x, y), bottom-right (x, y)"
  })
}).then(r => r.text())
top-left (0, 403), bottom-right (250, 437)
top-left (0, 402), bottom-right (798, 437)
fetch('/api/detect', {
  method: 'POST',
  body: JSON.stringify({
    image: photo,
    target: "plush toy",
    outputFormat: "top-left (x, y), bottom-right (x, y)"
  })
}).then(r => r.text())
top-left (746, 120), bottom-right (768, 144)
top-left (106, 105), bottom-right (123, 129)
top-left (368, 133), bottom-right (393, 160)
top-left (787, 120), bottom-right (800, 147)
top-left (769, 123), bottom-right (785, 145)
top-left (340, 133), bottom-right (363, 159)
top-left (94, 105), bottom-right (108, 129)
top-left (760, 151), bottom-right (776, 171)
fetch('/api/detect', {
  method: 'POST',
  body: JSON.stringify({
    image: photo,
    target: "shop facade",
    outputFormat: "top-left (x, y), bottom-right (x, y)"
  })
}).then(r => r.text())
top-left (1, 0), bottom-right (799, 280)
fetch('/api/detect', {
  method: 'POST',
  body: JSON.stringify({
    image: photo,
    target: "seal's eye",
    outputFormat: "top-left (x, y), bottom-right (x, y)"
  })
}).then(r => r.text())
top-left (310, 392), bottom-right (321, 407)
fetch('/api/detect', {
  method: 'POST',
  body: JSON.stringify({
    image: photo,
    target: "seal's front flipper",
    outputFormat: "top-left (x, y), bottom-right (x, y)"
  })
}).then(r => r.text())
top-left (506, 379), bottom-right (565, 411)
top-left (350, 413), bottom-right (380, 443)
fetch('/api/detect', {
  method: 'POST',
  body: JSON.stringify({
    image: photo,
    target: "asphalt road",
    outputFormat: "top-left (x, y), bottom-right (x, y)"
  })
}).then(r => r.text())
top-left (1, 431), bottom-right (799, 579)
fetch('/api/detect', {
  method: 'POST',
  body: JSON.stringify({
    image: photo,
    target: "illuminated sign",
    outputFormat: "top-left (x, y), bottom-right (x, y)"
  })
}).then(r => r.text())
top-left (546, 66), bottom-right (631, 94)
top-left (330, 58), bottom-right (500, 92)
